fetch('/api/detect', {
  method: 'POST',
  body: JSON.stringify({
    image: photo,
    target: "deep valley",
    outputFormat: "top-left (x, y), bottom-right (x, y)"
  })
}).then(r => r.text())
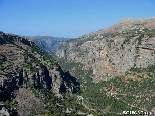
top-left (1, 16), bottom-right (155, 116)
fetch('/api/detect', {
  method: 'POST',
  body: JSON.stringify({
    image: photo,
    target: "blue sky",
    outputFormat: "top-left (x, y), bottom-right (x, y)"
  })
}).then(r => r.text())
top-left (0, 0), bottom-right (155, 38)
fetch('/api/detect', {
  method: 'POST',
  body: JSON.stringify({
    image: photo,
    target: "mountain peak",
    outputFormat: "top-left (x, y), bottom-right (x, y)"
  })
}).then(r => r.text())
top-left (118, 17), bottom-right (134, 23)
top-left (83, 16), bottom-right (155, 37)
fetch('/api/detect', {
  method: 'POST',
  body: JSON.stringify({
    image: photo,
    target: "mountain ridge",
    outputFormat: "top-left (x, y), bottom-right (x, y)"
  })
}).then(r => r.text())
top-left (82, 16), bottom-right (155, 37)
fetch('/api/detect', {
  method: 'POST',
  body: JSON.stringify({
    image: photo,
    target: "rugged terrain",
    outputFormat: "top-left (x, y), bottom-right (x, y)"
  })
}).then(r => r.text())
top-left (1, 16), bottom-right (155, 116)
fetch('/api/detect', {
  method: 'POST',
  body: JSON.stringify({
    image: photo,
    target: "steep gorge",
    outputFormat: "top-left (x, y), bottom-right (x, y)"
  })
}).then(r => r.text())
top-left (1, 16), bottom-right (155, 116)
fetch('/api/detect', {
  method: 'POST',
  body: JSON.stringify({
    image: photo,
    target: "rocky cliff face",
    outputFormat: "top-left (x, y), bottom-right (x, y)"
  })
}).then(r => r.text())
top-left (0, 31), bottom-right (79, 115)
top-left (56, 17), bottom-right (155, 82)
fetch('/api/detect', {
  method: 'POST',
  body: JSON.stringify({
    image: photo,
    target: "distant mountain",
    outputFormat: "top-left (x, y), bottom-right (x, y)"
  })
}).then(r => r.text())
top-left (26, 36), bottom-right (72, 55)
top-left (82, 16), bottom-right (155, 37)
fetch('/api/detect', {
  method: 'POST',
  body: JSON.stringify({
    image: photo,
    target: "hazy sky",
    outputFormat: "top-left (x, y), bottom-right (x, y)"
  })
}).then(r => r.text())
top-left (0, 0), bottom-right (155, 38)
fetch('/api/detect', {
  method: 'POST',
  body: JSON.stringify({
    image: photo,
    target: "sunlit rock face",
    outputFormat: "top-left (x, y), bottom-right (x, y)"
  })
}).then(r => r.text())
top-left (56, 17), bottom-right (155, 82)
